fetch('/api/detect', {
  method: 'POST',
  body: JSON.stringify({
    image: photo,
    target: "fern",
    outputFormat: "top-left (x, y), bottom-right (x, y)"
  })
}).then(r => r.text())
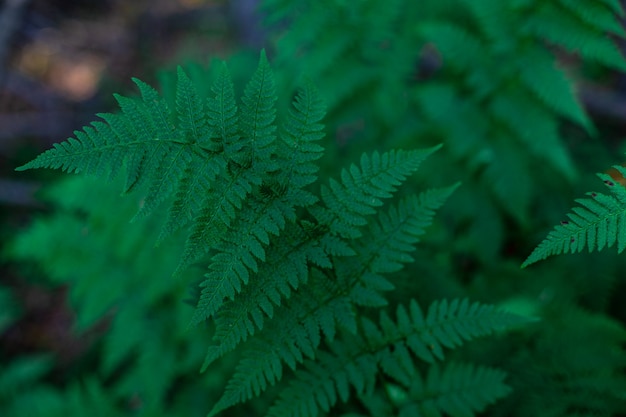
top-left (205, 184), bottom-right (454, 360)
top-left (204, 186), bottom-right (532, 416)
top-left (354, 362), bottom-right (511, 417)
top-left (16, 52), bottom-right (279, 276)
top-left (189, 78), bottom-right (327, 325)
top-left (263, 299), bottom-right (528, 417)
top-left (16, 49), bottom-right (537, 417)
top-left (523, 167), bottom-right (626, 267)
top-left (195, 147), bottom-right (440, 364)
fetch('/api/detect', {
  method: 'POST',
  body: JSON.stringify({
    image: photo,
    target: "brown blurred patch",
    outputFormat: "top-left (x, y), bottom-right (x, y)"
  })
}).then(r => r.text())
top-left (605, 164), bottom-right (626, 187)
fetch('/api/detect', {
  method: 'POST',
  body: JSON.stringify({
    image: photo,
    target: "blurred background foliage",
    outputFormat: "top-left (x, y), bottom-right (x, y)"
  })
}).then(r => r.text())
top-left (2, 0), bottom-right (626, 416)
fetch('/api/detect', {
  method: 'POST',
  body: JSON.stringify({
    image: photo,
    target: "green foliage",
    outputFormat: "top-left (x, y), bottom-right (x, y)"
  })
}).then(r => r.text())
top-left (12, 50), bottom-right (537, 417)
top-left (501, 304), bottom-right (626, 417)
top-left (262, 0), bottom-right (626, 263)
top-left (5, 176), bottom-right (216, 416)
top-left (6, 0), bottom-right (626, 416)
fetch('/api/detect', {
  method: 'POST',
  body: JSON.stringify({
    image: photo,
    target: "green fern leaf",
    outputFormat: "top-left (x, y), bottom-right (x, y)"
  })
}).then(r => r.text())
top-left (190, 196), bottom-right (288, 325)
top-left (264, 299), bottom-right (528, 417)
top-left (522, 169), bottom-right (626, 267)
top-left (208, 183), bottom-right (458, 414)
top-left (209, 62), bottom-right (240, 149)
top-left (199, 225), bottom-right (353, 370)
top-left (398, 363), bottom-right (511, 417)
top-left (201, 147), bottom-right (441, 375)
top-left (240, 49), bottom-right (278, 170)
top-left (200, 225), bottom-right (323, 369)
top-left (189, 80), bottom-right (327, 324)
top-left (175, 53), bottom-right (279, 274)
top-left (345, 184), bottom-right (460, 308)
top-left (156, 66), bottom-right (227, 242)
top-left (278, 78), bottom-right (326, 191)
top-left (207, 273), bottom-right (354, 417)
top-left (517, 48), bottom-right (592, 132)
top-left (204, 179), bottom-right (456, 396)
top-left (384, 299), bottom-right (534, 363)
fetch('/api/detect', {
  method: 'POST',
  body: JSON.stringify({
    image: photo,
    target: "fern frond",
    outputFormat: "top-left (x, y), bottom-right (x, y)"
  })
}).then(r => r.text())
top-left (345, 184), bottom-right (460, 308)
top-left (175, 55), bottom-right (279, 273)
top-left (207, 269), bottom-right (358, 416)
top-left (189, 81), bottom-right (327, 323)
top-left (201, 148), bottom-right (443, 374)
top-left (206, 183), bottom-right (456, 411)
top-left (200, 225), bottom-right (327, 368)
top-left (240, 49), bottom-right (278, 170)
top-left (208, 62), bottom-right (241, 149)
top-left (313, 147), bottom-right (441, 239)
top-left (16, 51), bottom-right (290, 277)
top-left (523, 169), bottom-right (626, 267)
top-left (278, 78), bottom-right (326, 191)
top-left (190, 195), bottom-right (291, 325)
top-left (264, 299), bottom-right (528, 417)
top-left (211, 244), bottom-right (527, 417)
top-left (378, 299), bottom-right (534, 363)
top-left (199, 227), bottom-right (353, 370)
top-left (204, 180), bottom-right (454, 402)
top-left (157, 154), bottom-right (223, 244)
top-left (397, 362), bottom-right (511, 417)
top-left (156, 65), bottom-right (230, 242)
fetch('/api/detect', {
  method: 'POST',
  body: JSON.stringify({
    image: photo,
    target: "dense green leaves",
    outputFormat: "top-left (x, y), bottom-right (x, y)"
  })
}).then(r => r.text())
top-left (8, 1), bottom-right (626, 417)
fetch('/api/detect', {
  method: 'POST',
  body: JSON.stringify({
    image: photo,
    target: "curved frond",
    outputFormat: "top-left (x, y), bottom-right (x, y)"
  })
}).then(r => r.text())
top-left (523, 169), bottom-right (626, 267)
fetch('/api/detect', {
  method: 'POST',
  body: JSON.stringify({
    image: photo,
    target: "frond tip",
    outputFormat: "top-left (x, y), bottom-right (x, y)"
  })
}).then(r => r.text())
top-left (522, 169), bottom-right (626, 267)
